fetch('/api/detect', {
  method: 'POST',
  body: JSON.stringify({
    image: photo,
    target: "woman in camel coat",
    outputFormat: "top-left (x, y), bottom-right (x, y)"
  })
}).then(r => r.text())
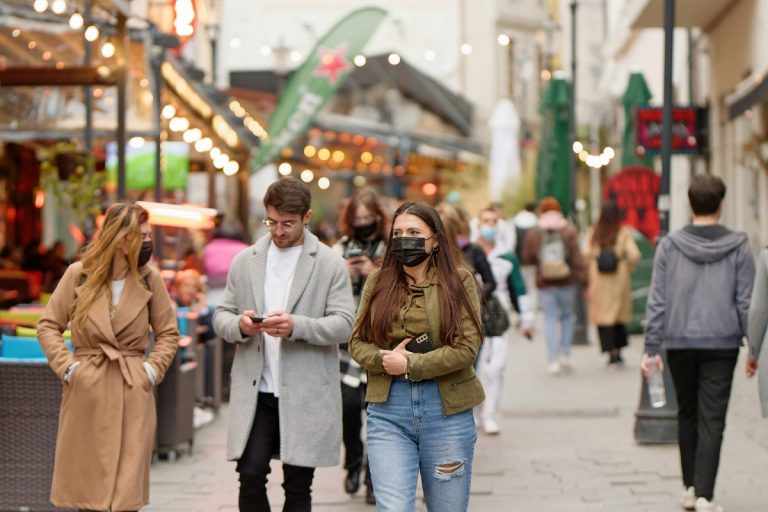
top-left (583, 203), bottom-right (641, 365)
top-left (38, 203), bottom-right (178, 512)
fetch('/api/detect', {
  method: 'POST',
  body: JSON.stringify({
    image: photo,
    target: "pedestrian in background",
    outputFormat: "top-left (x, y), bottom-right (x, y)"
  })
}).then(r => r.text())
top-left (213, 177), bottom-right (355, 512)
top-left (332, 187), bottom-right (389, 505)
top-left (470, 201), bottom-right (516, 253)
top-left (474, 206), bottom-right (534, 435)
top-left (521, 196), bottom-right (587, 374)
top-left (748, 245), bottom-right (768, 416)
top-left (583, 202), bottom-right (640, 366)
top-left (349, 202), bottom-right (484, 512)
top-left (436, 202), bottom-right (496, 302)
top-left (37, 203), bottom-right (179, 512)
top-left (642, 174), bottom-right (754, 512)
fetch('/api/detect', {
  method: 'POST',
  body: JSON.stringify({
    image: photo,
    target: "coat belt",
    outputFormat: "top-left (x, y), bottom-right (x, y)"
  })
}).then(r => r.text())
top-left (75, 344), bottom-right (145, 387)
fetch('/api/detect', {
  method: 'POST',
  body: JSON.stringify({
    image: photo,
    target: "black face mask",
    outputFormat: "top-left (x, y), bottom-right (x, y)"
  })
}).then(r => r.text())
top-left (137, 240), bottom-right (153, 267)
top-left (390, 236), bottom-right (432, 267)
top-left (352, 222), bottom-right (377, 241)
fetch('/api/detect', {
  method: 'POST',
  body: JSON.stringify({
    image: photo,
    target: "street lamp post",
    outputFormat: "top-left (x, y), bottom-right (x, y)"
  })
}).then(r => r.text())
top-left (633, 0), bottom-right (679, 445)
top-left (207, 22), bottom-right (220, 85)
top-left (569, 0), bottom-right (577, 217)
top-left (569, 0), bottom-right (589, 346)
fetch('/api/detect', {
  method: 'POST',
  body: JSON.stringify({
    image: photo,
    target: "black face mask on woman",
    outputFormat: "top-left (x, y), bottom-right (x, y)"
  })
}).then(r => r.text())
top-left (390, 236), bottom-right (433, 267)
top-left (137, 240), bottom-right (153, 267)
top-left (352, 222), bottom-right (378, 241)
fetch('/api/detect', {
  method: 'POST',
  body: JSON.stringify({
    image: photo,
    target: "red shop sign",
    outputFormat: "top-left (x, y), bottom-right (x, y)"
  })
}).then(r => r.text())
top-left (636, 106), bottom-right (708, 155)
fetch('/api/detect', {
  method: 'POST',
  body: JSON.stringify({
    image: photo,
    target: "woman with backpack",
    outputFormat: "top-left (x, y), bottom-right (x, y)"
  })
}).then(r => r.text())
top-left (583, 202), bottom-right (640, 365)
top-left (521, 197), bottom-right (587, 374)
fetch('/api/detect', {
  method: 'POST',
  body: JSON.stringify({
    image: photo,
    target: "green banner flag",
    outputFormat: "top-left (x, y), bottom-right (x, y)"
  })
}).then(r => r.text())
top-left (251, 7), bottom-right (387, 171)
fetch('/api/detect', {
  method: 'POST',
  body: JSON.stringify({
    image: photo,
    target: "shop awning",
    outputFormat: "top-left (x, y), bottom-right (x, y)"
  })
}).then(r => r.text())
top-left (163, 54), bottom-right (260, 154)
top-left (230, 54), bottom-right (474, 137)
top-left (630, 0), bottom-right (738, 29)
top-left (314, 112), bottom-right (484, 160)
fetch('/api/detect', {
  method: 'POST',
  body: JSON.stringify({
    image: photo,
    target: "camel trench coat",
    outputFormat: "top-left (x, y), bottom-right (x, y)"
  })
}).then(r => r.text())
top-left (37, 261), bottom-right (179, 511)
top-left (583, 227), bottom-right (641, 326)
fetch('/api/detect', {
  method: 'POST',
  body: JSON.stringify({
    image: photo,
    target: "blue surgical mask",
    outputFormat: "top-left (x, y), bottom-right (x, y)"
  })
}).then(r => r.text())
top-left (479, 226), bottom-right (497, 242)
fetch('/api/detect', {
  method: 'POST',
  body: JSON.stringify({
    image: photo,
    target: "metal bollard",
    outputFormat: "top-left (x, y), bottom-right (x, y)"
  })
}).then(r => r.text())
top-left (634, 348), bottom-right (678, 444)
top-left (572, 283), bottom-right (589, 345)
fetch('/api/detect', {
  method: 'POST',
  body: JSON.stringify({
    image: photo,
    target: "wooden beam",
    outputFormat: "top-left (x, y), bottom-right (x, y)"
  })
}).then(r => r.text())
top-left (0, 66), bottom-right (117, 86)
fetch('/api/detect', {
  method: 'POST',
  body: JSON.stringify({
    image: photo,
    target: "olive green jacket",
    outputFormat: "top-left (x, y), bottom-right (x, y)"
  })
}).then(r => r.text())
top-left (348, 266), bottom-right (485, 415)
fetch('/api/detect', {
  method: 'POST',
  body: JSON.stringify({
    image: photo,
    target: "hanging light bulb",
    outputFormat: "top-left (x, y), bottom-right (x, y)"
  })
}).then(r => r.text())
top-left (161, 104), bottom-right (176, 120)
top-left (101, 41), bottom-right (116, 58)
top-left (33, 0), bottom-right (49, 13)
top-left (69, 12), bottom-right (84, 29)
top-left (195, 137), bottom-right (213, 152)
top-left (223, 161), bottom-right (240, 176)
top-left (51, 0), bottom-right (67, 14)
top-left (84, 25), bottom-right (99, 42)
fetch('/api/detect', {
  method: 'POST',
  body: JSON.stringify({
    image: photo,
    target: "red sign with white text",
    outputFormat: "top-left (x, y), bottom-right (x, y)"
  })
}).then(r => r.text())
top-left (636, 106), bottom-right (708, 154)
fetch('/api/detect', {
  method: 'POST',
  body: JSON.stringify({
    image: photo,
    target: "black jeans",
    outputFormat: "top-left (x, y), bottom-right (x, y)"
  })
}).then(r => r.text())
top-left (341, 382), bottom-right (372, 488)
top-left (237, 393), bottom-right (315, 512)
top-left (667, 349), bottom-right (738, 501)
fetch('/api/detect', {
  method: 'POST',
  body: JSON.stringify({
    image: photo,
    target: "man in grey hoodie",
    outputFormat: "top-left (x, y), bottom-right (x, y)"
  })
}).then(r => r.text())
top-left (642, 174), bottom-right (754, 512)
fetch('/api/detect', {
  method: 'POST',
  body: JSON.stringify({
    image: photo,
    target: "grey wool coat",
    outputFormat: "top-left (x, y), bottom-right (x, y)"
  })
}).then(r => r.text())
top-left (748, 248), bottom-right (768, 417)
top-left (213, 230), bottom-right (355, 467)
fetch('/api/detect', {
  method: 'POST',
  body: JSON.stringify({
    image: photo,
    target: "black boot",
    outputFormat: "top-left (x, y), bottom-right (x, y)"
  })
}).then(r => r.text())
top-left (344, 468), bottom-right (361, 494)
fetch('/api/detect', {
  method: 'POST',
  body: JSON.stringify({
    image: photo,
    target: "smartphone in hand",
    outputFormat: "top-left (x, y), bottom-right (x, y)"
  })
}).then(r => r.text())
top-left (250, 316), bottom-right (265, 323)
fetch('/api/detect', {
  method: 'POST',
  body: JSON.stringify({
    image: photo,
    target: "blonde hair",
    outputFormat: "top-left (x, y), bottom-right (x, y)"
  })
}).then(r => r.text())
top-left (71, 203), bottom-right (149, 330)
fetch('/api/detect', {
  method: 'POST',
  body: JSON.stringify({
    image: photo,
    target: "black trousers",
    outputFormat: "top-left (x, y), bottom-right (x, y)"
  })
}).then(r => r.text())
top-left (597, 324), bottom-right (628, 353)
top-left (341, 382), bottom-right (372, 488)
top-left (667, 349), bottom-right (738, 501)
top-left (237, 392), bottom-right (315, 512)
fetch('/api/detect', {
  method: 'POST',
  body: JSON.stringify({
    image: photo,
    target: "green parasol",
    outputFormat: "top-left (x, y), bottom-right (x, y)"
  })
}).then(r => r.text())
top-left (621, 72), bottom-right (654, 168)
top-left (535, 78), bottom-right (572, 211)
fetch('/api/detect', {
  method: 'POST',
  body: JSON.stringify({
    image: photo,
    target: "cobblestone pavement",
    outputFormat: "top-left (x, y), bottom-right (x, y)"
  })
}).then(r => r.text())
top-left (147, 328), bottom-right (768, 511)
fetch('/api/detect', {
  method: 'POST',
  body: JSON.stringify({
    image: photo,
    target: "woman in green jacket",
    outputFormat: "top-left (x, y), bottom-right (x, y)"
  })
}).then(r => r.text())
top-left (349, 202), bottom-right (484, 512)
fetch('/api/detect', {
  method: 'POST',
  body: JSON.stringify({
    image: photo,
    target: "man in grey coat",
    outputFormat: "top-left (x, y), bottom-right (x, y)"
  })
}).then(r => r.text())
top-left (213, 177), bottom-right (355, 511)
top-left (642, 174), bottom-right (754, 512)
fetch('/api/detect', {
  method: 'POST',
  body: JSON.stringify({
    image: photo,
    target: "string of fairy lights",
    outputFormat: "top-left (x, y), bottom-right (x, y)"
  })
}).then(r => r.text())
top-left (20, 2), bottom-right (489, 186)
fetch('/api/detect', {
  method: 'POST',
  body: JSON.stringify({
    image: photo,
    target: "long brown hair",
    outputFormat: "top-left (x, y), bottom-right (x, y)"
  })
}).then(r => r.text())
top-left (71, 203), bottom-right (149, 330)
top-left (434, 202), bottom-right (471, 266)
top-left (340, 187), bottom-right (390, 240)
top-left (592, 202), bottom-right (621, 248)
top-left (354, 202), bottom-right (482, 348)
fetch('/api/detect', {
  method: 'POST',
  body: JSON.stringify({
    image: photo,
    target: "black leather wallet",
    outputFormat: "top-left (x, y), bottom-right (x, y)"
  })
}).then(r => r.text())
top-left (405, 332), bottom-right (436, 354)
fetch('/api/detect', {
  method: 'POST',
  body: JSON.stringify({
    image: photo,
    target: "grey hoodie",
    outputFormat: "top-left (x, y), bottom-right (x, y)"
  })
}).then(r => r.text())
top-left (644, 225), bottom-right (755, 355)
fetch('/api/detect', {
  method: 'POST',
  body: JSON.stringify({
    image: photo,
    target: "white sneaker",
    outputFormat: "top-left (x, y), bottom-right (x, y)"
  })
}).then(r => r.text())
top-left (546, 362), bottom-right (561, 375)
top-left (681, 486), bottom-right (696, 510)
top-left (193, 406), bottom-right (215, 429)
top-left (483, 417), bottom-right (500, 435)
top-left (559, 355), bottom-right (572, 370)
top-left (694, 497), bottom-right (721, 512)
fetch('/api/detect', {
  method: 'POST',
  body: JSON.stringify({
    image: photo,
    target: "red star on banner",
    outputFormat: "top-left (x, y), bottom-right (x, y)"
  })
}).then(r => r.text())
top-left (313, 45), bottom-right (350, 85)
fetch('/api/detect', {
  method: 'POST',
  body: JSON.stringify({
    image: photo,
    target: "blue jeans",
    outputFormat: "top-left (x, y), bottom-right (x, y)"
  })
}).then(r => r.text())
top-left (539, 285), bottom-right (577, 363)
top-left (366, 379), bottom-right (476, 512)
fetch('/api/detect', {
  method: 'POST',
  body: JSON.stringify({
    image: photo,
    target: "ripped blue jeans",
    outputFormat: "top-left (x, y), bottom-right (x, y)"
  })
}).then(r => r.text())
top-left (366, 379), bottom-right (476, 511)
